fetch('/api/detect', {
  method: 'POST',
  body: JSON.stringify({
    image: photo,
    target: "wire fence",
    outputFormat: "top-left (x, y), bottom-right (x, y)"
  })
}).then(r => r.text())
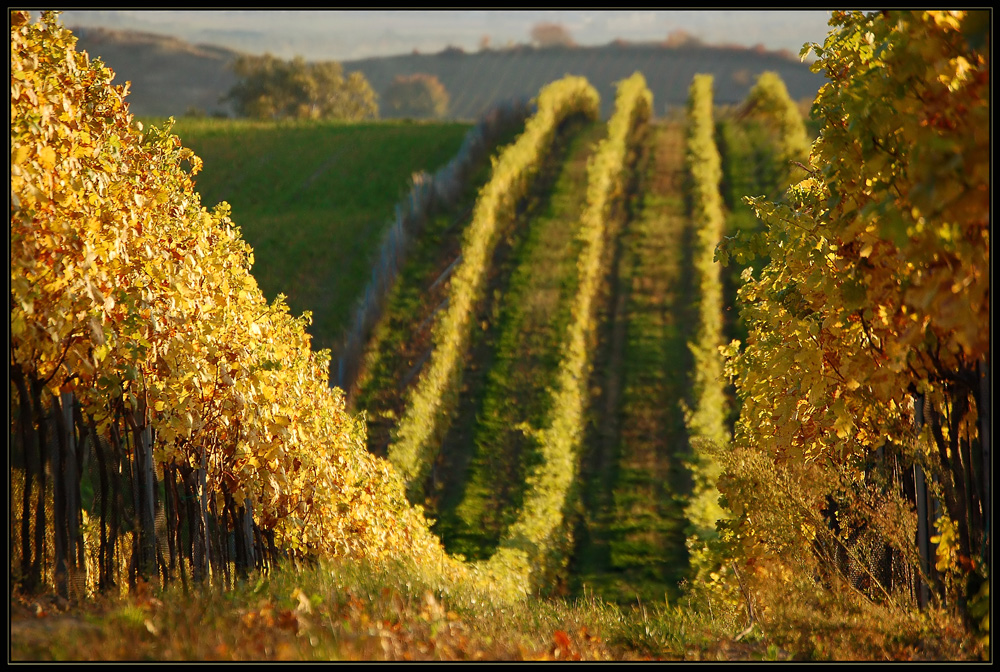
top-left (332, 98), bottom-right (533, 398)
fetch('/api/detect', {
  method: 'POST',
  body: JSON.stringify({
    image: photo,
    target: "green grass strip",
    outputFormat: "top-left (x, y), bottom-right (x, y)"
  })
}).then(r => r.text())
top-left (571, 121), bottom-right (697, 605)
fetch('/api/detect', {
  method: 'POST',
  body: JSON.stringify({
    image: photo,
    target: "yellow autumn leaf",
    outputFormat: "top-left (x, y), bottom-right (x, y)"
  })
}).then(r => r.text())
top-left (37, 145), bottom-right (56, 168)
top-left (260, 384), bottom-right (275, 402)
top-left (12, 145), bottom-right (30, 166)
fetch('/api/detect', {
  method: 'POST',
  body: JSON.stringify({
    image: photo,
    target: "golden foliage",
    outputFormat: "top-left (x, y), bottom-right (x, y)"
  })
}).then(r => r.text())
top-left (10, 11), bottom-right (448, 574)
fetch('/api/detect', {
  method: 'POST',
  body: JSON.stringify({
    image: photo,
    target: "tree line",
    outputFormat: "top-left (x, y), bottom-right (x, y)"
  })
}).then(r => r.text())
top-left (224, 53), bottom-right (450, 121)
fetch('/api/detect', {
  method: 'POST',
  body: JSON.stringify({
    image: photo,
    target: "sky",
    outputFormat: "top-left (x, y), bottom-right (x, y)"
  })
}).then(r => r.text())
top-left (57, 10), bottom-right (836, 62)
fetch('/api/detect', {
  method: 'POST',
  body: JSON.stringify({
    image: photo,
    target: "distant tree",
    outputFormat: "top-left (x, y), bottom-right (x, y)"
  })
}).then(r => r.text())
top-left (382, 73), bottom-right (450, 119)
top-left (479, 34), bottom-right (491, 51)
top-left (224, 53), bottom-right (378, 121)
top-left (664, 29), bottom-right (703, 48)
top-left (530, 22), bottom-right (575, 48)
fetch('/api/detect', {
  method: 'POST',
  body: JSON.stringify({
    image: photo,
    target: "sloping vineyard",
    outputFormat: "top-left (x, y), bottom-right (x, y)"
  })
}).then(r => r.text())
top-left (385, 77), bottom-right (601, 501)
top-left (350, 10), bottom-right (989, 621)
top-left (11, 11), bottom-right (988, 653)
top-left (355, 73), bottom-right (653, 594)
top-left (433, 118), bottom-right (605, 560)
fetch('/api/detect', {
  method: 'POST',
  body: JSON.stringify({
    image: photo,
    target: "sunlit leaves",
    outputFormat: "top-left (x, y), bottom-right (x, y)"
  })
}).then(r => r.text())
top-left (719, 10), bottom-right (989, 596)
top-left (743, 71), bottom-right (811, 185)
top-left (684, 74), bottom-right (729, 451)
top-left (682, 74), bottom-right (730, 556)
top-left (11, 11), bottom-right (452, 570)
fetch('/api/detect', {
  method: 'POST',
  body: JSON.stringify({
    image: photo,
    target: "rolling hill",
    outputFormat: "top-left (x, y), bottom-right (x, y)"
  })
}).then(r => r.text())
top-left (344, 43), bottom-right (823, 119)
top-left (71, 26), bottom-right (824, 120)
top-left (71, 26), bottom-right (241, 117)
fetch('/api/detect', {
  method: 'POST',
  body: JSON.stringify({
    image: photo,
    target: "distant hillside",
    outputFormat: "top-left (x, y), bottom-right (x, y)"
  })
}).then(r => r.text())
top-left (346, 43), bottom-right (824, 119)
top-left (70, 27), bottom-right (824, 120)
top-left (71, 26), bottom-right (241, 117)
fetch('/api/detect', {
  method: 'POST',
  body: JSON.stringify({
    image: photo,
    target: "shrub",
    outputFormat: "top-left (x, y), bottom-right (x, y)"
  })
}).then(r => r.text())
top-left (382, 73), bottom-right (450, 119)
top-left (224, 53), bottom-right (378, 121)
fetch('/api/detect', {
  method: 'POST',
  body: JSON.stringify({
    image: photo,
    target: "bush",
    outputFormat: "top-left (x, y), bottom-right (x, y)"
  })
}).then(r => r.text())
top-left (224, 53), bottom-right (378, 121)
top-left (382, 73), bottom-right (450, 119)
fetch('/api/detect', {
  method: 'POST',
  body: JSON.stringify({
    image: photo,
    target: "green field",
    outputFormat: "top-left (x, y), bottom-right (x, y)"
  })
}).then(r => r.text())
top-left (151, 117), bottom-right (472, 354)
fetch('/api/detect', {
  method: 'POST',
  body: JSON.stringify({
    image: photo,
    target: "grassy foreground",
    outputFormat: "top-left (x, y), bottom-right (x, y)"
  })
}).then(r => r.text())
top-left (9, 559), bottom-right (667, 662)
top-left (10, 557), bottom-right (977, 662)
